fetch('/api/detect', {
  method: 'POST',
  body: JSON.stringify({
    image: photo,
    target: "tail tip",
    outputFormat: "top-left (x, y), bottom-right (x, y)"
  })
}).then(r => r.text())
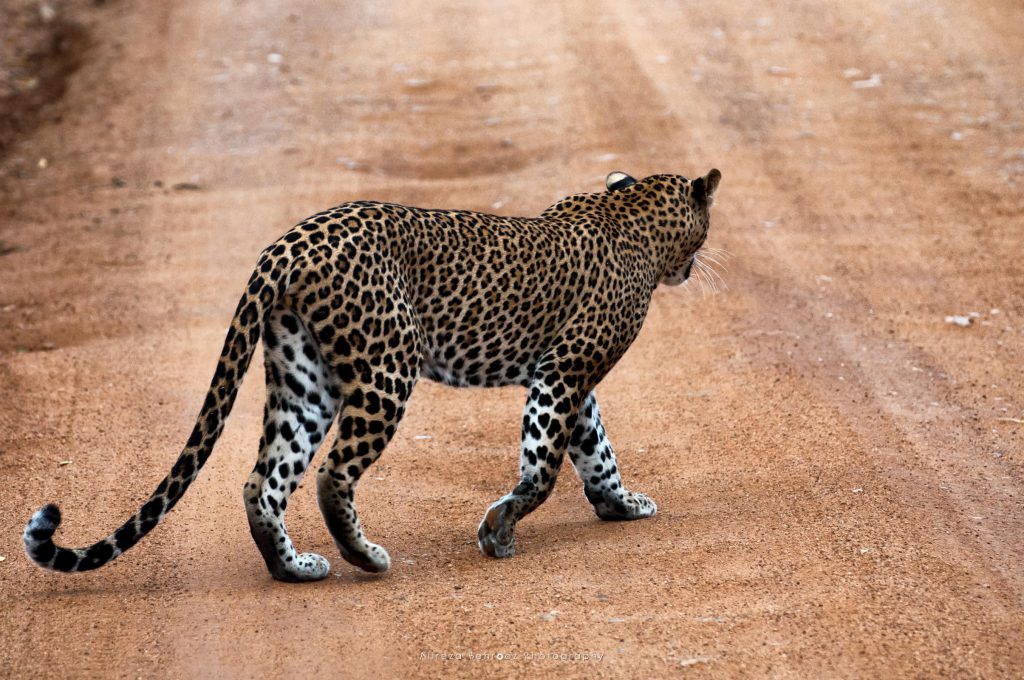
top-left (25, 503), bottom-right (62, 542)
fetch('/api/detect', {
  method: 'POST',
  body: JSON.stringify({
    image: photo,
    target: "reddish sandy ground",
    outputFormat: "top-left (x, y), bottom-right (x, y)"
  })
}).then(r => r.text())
top-left (1, 1), bottom-right (1022, 678)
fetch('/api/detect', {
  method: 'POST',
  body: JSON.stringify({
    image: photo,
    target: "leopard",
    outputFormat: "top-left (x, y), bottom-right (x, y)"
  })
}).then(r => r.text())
top-left (23, 168), bottom-right (722, 582)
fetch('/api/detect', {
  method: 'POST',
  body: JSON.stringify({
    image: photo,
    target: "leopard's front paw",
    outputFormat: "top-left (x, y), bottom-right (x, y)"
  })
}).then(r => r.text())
top-left (477, 501), bottom-right (516, 558)
top-left (589, 488), bottom-right (658, 521)
top-left (338, 541), bottom-right (391, 574)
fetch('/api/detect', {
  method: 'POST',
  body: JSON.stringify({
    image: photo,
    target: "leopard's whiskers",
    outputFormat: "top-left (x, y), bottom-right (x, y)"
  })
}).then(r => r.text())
top-left (693, 247), bottom-right (729, 293)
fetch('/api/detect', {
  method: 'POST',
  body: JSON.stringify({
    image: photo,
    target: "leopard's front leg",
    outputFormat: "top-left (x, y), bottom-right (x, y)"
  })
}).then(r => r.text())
top-left (477, 366), bottom-right (586, 558)
top-left (569, 392), bottom-right (657, 520)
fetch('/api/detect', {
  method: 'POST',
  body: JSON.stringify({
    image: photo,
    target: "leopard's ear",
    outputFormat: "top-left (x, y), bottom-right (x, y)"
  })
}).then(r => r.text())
top-left (705, 168), bottom-right (721, 200)
top-left (606, 171), bottom-right (636, 191)
top-left (691, 168), bottom-right (722, 206)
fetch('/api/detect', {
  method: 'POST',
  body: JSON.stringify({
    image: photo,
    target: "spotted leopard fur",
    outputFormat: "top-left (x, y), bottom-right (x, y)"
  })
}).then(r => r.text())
top-left (24, 169), bottom-right (721, 582)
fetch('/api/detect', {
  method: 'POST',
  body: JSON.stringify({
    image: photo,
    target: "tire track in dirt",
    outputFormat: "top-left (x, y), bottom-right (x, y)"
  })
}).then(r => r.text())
top-left (703, 0), bottom-right (1024, 601)
top-left (610, 0), bottom-right (1023, 671)
top-left (625, 0), bottom-right (1023, 562)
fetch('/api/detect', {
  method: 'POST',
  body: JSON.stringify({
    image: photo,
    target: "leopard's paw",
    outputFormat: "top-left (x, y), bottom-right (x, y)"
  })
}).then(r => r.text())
top-left (477, 501), bottom-right (516, 558)
top-left (339, 541), bottom-right (391, 574)
top-left (590, 489), bottom-right (658, 521)
top-left (271, 552), bottom-right (331, 582)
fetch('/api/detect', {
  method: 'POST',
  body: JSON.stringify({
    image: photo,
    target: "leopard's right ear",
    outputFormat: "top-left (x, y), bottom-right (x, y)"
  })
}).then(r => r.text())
top-left (606, 171), bottom-right (636, 191)
top-left (691, 168), bottom-right (722, 206)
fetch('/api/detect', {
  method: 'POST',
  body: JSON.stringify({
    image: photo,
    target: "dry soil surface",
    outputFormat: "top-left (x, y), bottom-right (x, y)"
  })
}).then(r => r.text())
top-left (1, 1), bottom-right (1022, 678)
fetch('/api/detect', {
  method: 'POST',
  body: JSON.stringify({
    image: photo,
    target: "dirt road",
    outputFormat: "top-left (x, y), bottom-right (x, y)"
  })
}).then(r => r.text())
top-left (1, 1), bottom-right (1022, 677)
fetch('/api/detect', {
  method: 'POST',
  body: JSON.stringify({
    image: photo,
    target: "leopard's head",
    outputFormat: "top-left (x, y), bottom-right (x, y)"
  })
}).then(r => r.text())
top-left (605, 168), bottom-right (721, 286)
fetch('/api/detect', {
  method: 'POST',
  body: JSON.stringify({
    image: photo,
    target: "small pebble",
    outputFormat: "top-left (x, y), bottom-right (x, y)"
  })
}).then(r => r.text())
top-left (852, 74), bottom-right (882, 89)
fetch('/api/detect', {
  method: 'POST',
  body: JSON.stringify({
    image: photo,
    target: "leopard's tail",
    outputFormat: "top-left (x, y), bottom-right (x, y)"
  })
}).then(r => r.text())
top-left (24, 247), bottom-right (291, 573)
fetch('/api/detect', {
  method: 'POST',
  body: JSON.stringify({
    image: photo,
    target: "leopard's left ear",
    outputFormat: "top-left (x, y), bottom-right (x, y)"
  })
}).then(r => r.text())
top-left (606, 171), bottom-right (636, 191)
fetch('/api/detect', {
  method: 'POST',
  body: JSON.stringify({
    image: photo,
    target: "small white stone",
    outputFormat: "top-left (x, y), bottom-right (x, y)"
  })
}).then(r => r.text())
top-left (267, 53), bottom-right (284, 64)
top-left (852, 74), bottom-right (882, 89)
top-left (679, 657), bottom-right (713, 667)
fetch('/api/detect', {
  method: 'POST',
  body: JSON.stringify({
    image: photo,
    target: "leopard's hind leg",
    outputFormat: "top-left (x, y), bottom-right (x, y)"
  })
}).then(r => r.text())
top-left (315, 376), bottom-right (413, 574)
top-left (301, 276), bottom-right (421, 574)
top-left (245, 304), bottom-right (341, 582)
